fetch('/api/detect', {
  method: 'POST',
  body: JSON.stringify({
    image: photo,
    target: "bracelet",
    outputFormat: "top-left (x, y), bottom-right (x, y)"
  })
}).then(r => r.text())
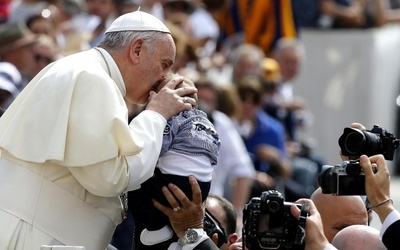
top-left (368, 198), bottom-right (393, 209)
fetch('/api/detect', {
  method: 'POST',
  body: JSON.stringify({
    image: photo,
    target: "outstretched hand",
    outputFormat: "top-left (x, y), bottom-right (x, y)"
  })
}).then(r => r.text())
top-left (152, 175), bottom-right (204, 238)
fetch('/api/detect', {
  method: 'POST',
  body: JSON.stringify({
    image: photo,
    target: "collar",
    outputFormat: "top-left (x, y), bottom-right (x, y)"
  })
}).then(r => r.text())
top-left (94, 47), bottom-right (126, 97)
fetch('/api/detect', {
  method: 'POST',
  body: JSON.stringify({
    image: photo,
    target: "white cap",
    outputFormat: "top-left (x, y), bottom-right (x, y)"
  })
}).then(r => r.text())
top-left (0, 76), bottom-right (19, 97)
top-left (105, 10), bottom-right (170, 34)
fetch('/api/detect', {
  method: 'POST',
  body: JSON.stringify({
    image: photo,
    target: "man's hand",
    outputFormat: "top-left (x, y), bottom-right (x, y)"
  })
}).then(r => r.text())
top-left (291, 199), bottom-right (330, 250)
top-left (359, 154), bottom-right (395, 222)
top-left (152, 175), bottom-right (204, 238)
top-left (146, 76), bottom-right (197, 120)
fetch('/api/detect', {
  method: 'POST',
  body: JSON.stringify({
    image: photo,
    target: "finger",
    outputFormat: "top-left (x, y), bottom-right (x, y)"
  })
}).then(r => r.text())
top-left (152, 199), bottom-right (168, 214)
top-left (369, 154), bottom-right (387, 170)
top-left (148, 91), bottom-right (156, 99)
top-left (359, 154), bottom-right (374, 176)
top-left (350, 123), bottom-right (366, 130)
top-left (167, 182), bottom-right (191, 207)
top-left (295, 198), bottom-right (317, 215)
top-left (183, 96), bottom-right (197, 107)
top-left (176, 86), bottom-right (198, 98)
top-left (370, 154), bottom-right (390, 179)
top-left (160, 185), bottom-right (182, 209)
top-left (163, 76), bottom-right (184, 90)
top-left (189, 175), bottom-right (202, 206)
top-left (290, 204), bottom-right (300, 219)
top-left (153, 195), bottom-right (172, 216)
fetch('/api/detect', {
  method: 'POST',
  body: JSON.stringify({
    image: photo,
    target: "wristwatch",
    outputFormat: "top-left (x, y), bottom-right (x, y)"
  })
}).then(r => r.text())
top-left (178, 228), bottom-right (205, 245)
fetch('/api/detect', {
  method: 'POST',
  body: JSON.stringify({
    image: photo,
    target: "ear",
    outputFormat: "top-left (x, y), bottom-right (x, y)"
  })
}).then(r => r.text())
top-left (129, 38), bottom-right (143, 64)
top-left (227, 233), bottom-right (238, 245)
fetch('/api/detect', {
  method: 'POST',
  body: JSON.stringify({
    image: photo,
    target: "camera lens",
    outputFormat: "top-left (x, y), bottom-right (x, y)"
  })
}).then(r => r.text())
top-left (344, 131), bottom-right (365, 154)
top-left (318, 165), bottom-right (333, 194)
top-left (268, 200), bottom-right (280, 213)
top-left (344, 161), bottom-right (362, 175)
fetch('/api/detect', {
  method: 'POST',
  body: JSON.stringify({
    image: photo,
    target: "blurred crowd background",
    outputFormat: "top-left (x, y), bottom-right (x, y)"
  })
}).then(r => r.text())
top-left (2, 0), bottom-right (400, 244)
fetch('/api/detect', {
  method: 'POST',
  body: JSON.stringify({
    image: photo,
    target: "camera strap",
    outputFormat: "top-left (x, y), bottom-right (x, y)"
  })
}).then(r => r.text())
top-left (295, 203), bottom-right (309, 245)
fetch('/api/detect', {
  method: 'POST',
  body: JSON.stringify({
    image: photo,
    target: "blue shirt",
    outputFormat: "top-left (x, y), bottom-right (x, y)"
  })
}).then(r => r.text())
top-left (244, 109), bottom-right (287, 172)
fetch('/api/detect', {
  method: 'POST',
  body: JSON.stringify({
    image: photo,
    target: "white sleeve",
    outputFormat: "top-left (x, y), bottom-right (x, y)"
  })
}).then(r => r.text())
top-left (380, 210), bottom-right (400, 239)
top-left (125, 110), bottom-right (167, 191)
top-left (68, 110), bottom-right (167, 196)
top-left (324, 244), bottom-right (338, 250)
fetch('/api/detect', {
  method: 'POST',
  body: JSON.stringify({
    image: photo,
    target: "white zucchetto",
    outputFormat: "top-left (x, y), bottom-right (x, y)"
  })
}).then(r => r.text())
top-left (106, 10), bottom-right (170, 34)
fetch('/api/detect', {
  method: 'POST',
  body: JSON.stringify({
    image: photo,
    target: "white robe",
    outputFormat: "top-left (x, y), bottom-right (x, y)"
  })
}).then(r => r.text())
top-left (0, 48), bottom-right (165, 250)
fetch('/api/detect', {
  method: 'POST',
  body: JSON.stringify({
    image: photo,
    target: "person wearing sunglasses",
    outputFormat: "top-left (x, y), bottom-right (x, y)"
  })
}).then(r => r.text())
top-left (205, 194), bottom-right (239, 250)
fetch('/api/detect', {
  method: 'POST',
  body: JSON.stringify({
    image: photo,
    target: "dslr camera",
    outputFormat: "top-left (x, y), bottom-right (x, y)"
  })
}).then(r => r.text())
top-left (318, 125), bottom-right (399, 195)
top-left (242, 190), bottom-right (309, 250)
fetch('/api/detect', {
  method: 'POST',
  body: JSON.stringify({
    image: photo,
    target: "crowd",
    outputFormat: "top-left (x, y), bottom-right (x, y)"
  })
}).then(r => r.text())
top-left (0, 0), bottom-right (400, 249)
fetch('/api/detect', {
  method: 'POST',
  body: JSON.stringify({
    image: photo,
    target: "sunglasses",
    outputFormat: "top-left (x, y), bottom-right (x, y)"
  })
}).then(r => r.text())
top-left (35, 54), bottom-right (54, 64)
top-left (204, 208), bottom-right (228, 248)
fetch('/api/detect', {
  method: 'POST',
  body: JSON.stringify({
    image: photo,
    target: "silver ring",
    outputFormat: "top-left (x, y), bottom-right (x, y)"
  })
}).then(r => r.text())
top-left (173, 206), bottom-right (181, 212)
top-left (183, 97), bottom-right (188, 103)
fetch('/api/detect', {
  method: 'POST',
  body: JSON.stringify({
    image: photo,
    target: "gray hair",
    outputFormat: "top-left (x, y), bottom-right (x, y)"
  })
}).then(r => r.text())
top-left (273, 38), bottom-right (305, 60)
top-left (229, 43), bottom-right (265, 67)
top-left (97, 30), bottom-right (168, 53)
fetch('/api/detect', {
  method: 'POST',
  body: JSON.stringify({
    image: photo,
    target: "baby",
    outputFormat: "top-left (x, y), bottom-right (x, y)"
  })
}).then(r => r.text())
top-left (128, 72), bottom-right (221, 248)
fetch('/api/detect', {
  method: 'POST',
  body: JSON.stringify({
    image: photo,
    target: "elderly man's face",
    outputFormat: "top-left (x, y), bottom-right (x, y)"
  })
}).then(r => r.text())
top-left (126, 34), bottom-right (176, 104)
top-left (311, 188), bottom-right (368, 242)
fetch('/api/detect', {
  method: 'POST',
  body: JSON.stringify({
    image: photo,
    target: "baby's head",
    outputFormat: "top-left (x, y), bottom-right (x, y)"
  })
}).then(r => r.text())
top-left (154, 71), bottom-right (198, 106)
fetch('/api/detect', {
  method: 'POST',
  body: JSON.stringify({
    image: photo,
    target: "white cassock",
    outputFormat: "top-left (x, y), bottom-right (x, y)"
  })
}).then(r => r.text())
top-left (0, 48), bottom-right (165, 250)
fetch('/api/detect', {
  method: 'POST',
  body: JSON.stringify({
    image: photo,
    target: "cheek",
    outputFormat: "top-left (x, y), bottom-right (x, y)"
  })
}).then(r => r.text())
top-left (125, 79), bottom-right (149, 104)
top-left (326, 228), bottom-right (338, 242)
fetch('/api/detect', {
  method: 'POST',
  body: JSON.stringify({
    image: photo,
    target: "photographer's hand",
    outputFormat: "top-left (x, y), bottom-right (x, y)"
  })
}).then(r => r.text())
top-left (359, 154), bottom-right (395, 223)
top-left (350, 123), bottom-right (366, 130)
top-left (291, 199), bottom-right (331, 250)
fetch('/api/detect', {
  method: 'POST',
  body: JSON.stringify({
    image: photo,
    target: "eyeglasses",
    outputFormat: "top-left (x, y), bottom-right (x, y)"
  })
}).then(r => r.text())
top-left (35, 54), bottom-right (54, 64)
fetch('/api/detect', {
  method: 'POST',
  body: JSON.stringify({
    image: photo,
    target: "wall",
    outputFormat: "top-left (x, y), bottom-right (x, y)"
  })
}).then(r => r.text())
top-left (294, 25), bottom-right (400, 171)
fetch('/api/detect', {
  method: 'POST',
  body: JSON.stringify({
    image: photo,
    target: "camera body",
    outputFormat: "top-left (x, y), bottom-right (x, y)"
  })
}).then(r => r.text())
top-left (338, 125), bottom-right (399, 160)
top-left (243, 190), bottom-right (308, 250)
top-left (318, 160), bottom-right (368, 195)
top-left (319, 125), bottom-right (399, 195)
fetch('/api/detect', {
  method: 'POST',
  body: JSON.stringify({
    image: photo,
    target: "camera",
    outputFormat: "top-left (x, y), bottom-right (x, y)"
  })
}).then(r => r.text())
top-left (242, 190), bottom-right (309, 250)
top-left (338, 125), bottom-right (399, 160)
top-left (318, 125), bottom-right (399, 195)
top-left (318, 160), bottom-right (371, 195)
top-left (204, 209), bottom-right (227, 248)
